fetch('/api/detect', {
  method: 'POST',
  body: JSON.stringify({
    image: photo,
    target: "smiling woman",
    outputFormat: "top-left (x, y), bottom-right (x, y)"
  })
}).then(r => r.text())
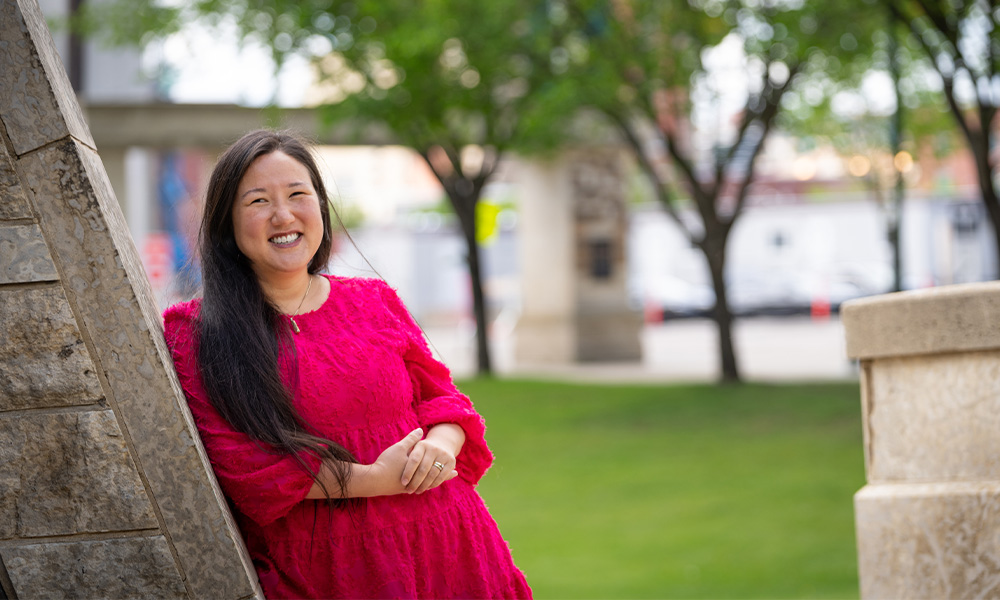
top-left (231, 150), bottom-right (326, 312)
top-left (162, 130), bottom-right (531, 599)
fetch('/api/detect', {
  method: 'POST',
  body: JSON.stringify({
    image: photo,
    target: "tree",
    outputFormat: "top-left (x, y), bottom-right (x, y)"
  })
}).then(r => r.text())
top-left (565, 0), bottom-right (878, 382)
top-left (77, 0), bottom-right (577, 376)
top-left (782, 8), bottom-right (957, 294)
top-left (885, 0), bottom-right (1000, 278)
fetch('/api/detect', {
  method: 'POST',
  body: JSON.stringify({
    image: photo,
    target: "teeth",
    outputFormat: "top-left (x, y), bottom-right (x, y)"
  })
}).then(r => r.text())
top-left (270, 233), bottom-right (300, 244)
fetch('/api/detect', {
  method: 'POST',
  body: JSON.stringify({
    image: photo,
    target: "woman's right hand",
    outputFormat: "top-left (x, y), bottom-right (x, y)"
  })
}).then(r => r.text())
top-left (309, 428), bottom-right (459, 499)
top-left (365, 428), bottom-right (459, 497)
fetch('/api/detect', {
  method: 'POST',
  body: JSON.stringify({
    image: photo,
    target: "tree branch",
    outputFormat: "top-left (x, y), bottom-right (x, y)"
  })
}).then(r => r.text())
top-left (605, 109), bottom-right (695, 243)
top-left (890, 3), bottom-right (979, 149)
top-left (729, 62), bottom-right (800, 225)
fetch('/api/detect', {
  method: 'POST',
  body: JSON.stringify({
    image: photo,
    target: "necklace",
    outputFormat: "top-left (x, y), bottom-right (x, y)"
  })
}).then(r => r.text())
top-left (288, 274), bottom-right (313, 334)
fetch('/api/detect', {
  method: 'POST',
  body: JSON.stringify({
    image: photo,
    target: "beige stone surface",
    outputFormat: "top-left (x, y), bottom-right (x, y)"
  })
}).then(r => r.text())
top-left (864, 351), bottom-right (1000, 483)
top-left (0, 285), bottom-right (103, 410)
top-left (0, 145), bottom-right (31, 220)
top-left (0, 223), bottom-right (57, 283)
top-left (856, 481), bottom-right (1000, 599)
top-left (514, 315), bottom-right (576, 364)
top-left (0, 409), bottom-right (157, 538)
top-left (843, 281), bottom-right (1000, 359)
top-left (19, 137), bottom-right (259, 598)
top-left (576, 310), bottom-right (644, 361)
top-left (0, 0), bottom-right (93, 155)
top-left (2, 536), bottom-right (187, 599)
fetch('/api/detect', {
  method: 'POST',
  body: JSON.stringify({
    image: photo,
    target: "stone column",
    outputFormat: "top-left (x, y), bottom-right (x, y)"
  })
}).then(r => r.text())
top-left (842, 281), bottom-right (1000, 598)
top-left (513, 148), bottom-right (642, 364)
top-left (0, 1), bottom-right (261, 598)
top-left (513, 153), bottom-right (576, 363)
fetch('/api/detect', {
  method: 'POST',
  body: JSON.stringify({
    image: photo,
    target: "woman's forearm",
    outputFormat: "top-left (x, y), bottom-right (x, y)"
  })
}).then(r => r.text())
top-left (304, 427), bottom-right (436, 500)
top-left (304, 426), bottom-right (465, 500)
top-left (305, 462), bottom-right (383, 500)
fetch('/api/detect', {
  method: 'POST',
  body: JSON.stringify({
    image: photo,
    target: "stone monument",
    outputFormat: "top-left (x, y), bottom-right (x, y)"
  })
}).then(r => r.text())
top-left (514, 148), bottom-right (643, 364)
top-left (0, 0), bottom-right (261, 597)
top-left (843, 281), bottom-right (1000, 598)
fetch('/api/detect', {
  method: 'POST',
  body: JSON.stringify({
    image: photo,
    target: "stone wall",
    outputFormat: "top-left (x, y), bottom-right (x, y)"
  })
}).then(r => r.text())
top-left (0, 1), bottom-right (261, 598)
top-left (842, 281), bottom-right (1000, 598)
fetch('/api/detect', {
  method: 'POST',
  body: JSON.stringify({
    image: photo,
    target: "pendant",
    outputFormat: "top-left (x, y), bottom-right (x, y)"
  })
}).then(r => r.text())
top-left (290, 317), bottom-right (301, 334)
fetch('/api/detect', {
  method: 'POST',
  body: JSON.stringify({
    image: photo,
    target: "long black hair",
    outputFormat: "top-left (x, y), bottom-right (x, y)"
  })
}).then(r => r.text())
top-left (197, 129), bottom-right (355, 499)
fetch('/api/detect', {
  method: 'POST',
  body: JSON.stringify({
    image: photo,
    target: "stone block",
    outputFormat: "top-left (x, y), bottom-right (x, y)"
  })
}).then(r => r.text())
top-left (514, 314), bottom-right (575, 364)
top-left (19, 138), bottom-right (260, 597)
top-left (575, 309), bottom-right (643, 361)
top-left (0, 286), bottom-right (103, 410)
top-left (0, 409), bottom-right (157, 538)
top-left (0, 0), bottom-right (94, 155)
top-left (864, 351), bottom-right (1000, 483)
top-left (0, 223), bottom-right (57, 283)
top-left (843, 281), bottom-right (1000, 360)
top-left (2, 536), bottom-right (187, 599)
top-left (855, 481), bottom-right (1000, 599)
top-left (0, 144), bottom-right (31, 220)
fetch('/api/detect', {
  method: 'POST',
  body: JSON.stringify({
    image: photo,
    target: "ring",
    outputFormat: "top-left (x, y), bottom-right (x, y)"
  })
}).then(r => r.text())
top-left (433, 461), bottom-right (445, 471)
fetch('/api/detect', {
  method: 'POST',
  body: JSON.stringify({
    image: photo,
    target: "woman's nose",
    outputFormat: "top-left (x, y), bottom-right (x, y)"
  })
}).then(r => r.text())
top-left (271, 201), bottom-right (294, 224)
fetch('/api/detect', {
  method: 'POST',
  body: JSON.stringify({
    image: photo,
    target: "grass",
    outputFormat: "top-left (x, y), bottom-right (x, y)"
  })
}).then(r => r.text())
top-left (459, 379), bottom-right (865, 599)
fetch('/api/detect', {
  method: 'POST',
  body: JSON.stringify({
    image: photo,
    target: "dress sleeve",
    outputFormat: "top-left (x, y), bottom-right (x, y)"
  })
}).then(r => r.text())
top-left (163, 302), bottom-right (322, 527)
top-left (376, 281), bottom-right (494, 485)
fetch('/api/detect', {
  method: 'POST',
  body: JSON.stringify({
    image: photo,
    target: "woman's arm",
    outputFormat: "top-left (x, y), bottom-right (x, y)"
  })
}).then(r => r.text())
top-left (376, 281), bottom-right (494, 486)
top-left (305, 427), bottom-right (461, 499)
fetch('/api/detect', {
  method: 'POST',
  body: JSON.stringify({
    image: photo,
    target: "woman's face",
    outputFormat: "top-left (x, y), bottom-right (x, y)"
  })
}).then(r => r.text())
top-left (232, 151), bottom-right (325, 284)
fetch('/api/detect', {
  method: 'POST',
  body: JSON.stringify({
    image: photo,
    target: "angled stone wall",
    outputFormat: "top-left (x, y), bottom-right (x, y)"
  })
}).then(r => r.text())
top-left (0, 0), bottom-right (261, 598)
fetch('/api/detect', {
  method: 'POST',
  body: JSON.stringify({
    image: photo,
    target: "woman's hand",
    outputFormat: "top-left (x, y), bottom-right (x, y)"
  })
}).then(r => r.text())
top-left (307, 426), bottom-right (463, 499)
top-left (401, 423), bottom-right (466, 494)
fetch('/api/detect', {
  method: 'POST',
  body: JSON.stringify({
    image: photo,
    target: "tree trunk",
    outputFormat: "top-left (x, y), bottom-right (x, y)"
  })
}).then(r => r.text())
top-left (449, 190), bottom-right (493, 377)
top-left (971, 147), bottom-right (1000, 279)
top-left (463, 224), bottom-right (492, 376)
top-left (889, 13), bottom-right (904, 293)
top-left (702, 238), bottom-right (740, 383)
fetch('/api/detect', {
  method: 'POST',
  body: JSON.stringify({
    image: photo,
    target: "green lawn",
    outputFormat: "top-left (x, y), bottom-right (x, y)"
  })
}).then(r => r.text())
top-left (461, 379), bottom-right (865, 599)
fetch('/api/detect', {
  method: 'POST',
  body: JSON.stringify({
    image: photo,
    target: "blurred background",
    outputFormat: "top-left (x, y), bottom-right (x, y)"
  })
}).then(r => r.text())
top-left (37, 0), bottom-right (1000, 596)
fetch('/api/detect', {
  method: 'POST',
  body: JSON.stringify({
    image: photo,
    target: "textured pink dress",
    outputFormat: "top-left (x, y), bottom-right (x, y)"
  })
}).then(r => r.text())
top-left (163, 276), bottom-right (531, 599)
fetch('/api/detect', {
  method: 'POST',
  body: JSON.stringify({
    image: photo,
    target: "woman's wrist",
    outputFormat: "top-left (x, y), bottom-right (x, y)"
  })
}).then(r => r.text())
top-left (347, 462), bottom-right (380, 498)
top-left (307, 462), bottom-right (387, 499)
top-left (425, 423), bottom-right (466, 457)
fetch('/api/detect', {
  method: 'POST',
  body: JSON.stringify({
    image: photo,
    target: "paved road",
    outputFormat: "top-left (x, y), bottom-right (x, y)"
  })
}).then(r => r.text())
top-left (425, 316), bottom-right (857, 383)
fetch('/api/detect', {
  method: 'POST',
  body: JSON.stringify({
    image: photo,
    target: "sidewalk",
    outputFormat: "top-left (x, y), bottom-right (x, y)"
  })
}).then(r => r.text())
top-left (425, 316), bottom-right (857, 383)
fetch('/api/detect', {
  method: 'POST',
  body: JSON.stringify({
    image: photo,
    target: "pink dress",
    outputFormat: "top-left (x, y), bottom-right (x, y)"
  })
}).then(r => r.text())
top-left (163, 276), bottom-right (531, 599)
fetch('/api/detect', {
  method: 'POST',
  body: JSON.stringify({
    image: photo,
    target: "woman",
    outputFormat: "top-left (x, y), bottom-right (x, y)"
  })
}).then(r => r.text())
top-left (163, 129), bottom-right (531, 599)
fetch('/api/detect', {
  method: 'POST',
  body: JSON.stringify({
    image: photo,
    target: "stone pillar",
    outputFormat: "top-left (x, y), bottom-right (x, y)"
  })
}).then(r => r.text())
top-left (513, 153), bottom-right (576, 363)
top-left (0, 1), bottom-right (261, 598)
top-left (514, 148), bottom-right (642, 364)
top-left (842, 281), bottom-right (1000, 599)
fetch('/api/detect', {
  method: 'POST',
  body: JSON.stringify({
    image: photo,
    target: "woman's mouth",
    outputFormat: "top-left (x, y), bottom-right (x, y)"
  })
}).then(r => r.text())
top-left (269, 232), bottom-right (302, 246)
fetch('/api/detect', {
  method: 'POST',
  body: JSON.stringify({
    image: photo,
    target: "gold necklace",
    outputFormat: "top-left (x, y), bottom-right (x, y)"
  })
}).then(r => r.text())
top-left (288, 275), bottom-right (313, 334)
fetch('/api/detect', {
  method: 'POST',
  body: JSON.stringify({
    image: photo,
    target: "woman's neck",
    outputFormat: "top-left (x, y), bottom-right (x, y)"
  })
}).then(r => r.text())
top-left (259, 271), bottom-right (313, 315)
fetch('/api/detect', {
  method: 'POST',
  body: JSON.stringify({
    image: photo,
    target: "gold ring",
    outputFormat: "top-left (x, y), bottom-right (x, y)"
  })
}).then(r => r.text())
top-left (433, 461), bottom-right (445, 471)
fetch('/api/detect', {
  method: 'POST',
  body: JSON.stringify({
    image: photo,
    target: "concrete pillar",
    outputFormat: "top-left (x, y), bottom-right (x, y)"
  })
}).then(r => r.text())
top-left (0, 1), bottom-right (261, 597)
top-left (842, 282), bottom-right (1000, 598)
top-left (513, 148), bottom-right (642, 364)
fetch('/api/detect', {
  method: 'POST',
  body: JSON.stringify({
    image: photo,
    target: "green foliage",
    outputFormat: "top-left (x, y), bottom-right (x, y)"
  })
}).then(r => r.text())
top-left (78, 0), bottom-right (581, 157)
top-left (465, 378), bottom-right (864, 598)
